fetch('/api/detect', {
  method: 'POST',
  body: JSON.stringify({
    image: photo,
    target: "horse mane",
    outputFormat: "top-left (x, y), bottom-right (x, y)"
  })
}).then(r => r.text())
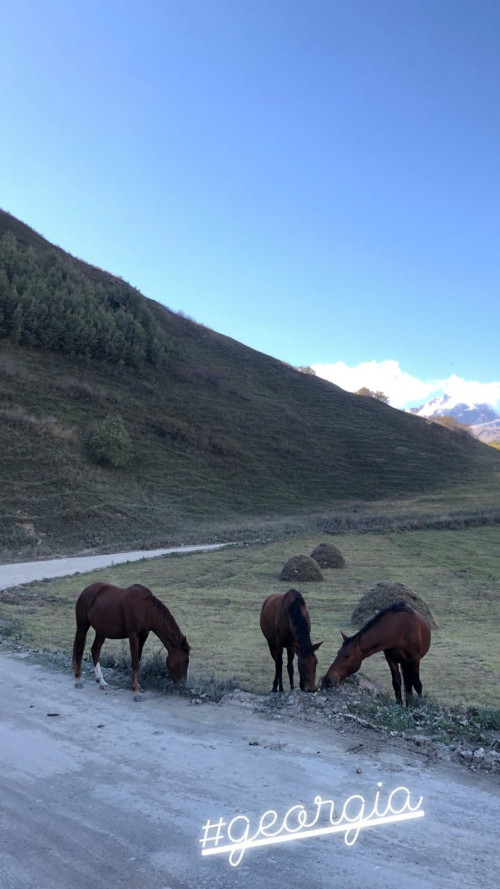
top-left (148, 591), bottom-right (183, 639)
top-left (344, 600), bottom-right (413, 645)
top-left (288, 592), bottom-right (314, 655)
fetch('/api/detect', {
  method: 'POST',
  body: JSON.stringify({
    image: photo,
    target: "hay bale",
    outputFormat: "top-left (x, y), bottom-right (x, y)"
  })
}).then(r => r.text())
top-left (279, 555), bottom-right (324, 582)
top-left (350, 581), bottom-right (437, 629)
top-left (310, 542), bottom-right (345, 569)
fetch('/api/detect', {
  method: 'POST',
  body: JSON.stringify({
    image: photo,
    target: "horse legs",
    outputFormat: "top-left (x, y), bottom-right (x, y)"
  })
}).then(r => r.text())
top-left (267, 642), bottom-right (283, 692)
top-left (137, 630), bottom-right (149, 663)
top-left (384, 651), bottom-right (403, 705)
top-left (90, 633), bottom-right (108, 689)
top-left (401, 661), bottom-right (414, 705)
top-left (133, 630), bottom-right (150, 696)
top-left (128, 632), bottom-right (144, 699)
top-left (410, 660), bottom-right (423, 698)
top-left (401, 661), bottom-right (422, 706)
top-left (286, 646), bottom-right (295, 690)
top-left (72, 622), bottom-right (89, 688)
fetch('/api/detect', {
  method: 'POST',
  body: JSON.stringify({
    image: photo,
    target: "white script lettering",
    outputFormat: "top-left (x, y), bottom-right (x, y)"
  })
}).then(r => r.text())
top-left (200, 782), bottom-right (424, 867)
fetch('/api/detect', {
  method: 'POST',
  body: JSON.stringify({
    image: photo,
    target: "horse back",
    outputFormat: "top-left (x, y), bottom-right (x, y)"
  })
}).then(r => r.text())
top-left (76, 582), bottom-right (154, 638)
top-left (260, 589), bottom-right (309, 647)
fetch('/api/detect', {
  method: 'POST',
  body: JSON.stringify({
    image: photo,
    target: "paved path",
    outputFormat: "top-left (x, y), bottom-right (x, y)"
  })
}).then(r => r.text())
top-left (0, 544), bottom-right (227, 591)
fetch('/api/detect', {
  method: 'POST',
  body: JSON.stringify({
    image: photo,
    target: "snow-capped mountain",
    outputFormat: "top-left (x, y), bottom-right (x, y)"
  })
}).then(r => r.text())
top-left (409, 395), bottom-right (500, 442)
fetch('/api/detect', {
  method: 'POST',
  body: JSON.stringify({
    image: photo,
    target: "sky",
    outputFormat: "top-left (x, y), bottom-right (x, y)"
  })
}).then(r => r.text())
top-left (1, 0), bottom-right (499, 410)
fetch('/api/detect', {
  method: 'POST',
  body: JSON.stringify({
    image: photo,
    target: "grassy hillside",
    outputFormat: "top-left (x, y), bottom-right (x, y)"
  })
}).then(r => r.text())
top-left (1, 209), bottom-right (499, 558)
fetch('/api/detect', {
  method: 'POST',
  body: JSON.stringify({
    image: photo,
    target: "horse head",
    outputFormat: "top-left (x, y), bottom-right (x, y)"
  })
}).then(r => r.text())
top-left (166, 635), bottom-right (191, 684)
top-left (297, 641), bottom-right (323, 693)
top-left (320, 633), bottom-right (362, 689)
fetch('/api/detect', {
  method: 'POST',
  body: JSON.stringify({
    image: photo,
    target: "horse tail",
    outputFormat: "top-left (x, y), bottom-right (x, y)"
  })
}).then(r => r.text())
top-left (72, 586), bottom-right (93, 682)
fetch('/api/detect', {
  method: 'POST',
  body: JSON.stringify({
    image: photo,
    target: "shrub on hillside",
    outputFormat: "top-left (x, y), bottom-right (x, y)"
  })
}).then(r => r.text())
top-left (86, 415), bottom-right (132, 468)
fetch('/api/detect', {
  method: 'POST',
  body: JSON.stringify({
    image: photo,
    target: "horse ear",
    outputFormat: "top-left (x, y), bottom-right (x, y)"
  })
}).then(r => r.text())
top-left (313, 641), bottom-right (324, 652)
top-left (341, 631), bottom-right (348, 641)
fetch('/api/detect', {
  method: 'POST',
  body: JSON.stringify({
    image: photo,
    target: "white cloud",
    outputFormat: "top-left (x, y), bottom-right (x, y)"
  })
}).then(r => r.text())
top-left (311, 360), bottom-right (500, 411)
top-left (440, 375), bottom-right (500, 409)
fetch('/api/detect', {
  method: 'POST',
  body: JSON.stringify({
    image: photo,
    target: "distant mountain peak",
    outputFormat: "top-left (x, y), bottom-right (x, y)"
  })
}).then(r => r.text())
top-left (409, 394), bottom-right (500, 440)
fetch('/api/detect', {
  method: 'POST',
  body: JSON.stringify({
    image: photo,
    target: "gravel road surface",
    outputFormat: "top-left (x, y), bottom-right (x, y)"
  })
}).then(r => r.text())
top-left (1, 651), bottom-right (498, 889)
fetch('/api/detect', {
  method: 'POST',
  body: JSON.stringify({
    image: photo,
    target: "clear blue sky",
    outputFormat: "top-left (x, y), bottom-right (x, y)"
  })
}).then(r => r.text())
top-left (1, 1), bottom-right (499, 406)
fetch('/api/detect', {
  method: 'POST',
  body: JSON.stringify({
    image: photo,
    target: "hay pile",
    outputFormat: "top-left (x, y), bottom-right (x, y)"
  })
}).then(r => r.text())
top-left (279, 555), bottom-right (324, 582)
top-left (310, 542), bottom-right (345, 569)
top-left (350, 581), bottom-right (437, 629)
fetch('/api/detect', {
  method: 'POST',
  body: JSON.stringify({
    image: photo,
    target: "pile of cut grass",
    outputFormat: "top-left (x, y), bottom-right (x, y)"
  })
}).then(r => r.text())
top-left (350, 581), bottom-right (438, 629)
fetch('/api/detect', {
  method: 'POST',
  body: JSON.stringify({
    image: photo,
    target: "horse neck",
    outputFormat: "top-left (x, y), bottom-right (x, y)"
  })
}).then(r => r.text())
top-left (288, 602), bottom-right (312, 653)
top-left (151, 604), bottom-right (182, 652)
top-left (357, 624), bottom-right (387, 658)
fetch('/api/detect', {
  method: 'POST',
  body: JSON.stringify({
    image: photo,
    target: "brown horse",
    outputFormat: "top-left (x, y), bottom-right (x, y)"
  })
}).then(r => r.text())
top-left (260, 589), bottom-right (323, 693)
top-left (321, 601), bottom-right (431, 705)
top-left (72, 582), bottom-right (190, 701)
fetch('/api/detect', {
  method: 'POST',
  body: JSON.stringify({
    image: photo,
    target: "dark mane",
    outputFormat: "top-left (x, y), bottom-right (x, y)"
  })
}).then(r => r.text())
top-left (148, 590), bottom-right (182, 636)
top-left (288, 593), bottom-right (314, 655)
top-left (344, 601), bottom-right (413, 645)
top-left (149, 591), bottom-right (168, 616)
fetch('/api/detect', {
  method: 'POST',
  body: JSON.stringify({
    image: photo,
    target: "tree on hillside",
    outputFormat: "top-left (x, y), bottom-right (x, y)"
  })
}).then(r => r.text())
top-left (356, 387), bottom-right (389, 404)
top-left (0, 233), bottom-right (167, 368)
top-left (431, 416), bottom-right (473, 436)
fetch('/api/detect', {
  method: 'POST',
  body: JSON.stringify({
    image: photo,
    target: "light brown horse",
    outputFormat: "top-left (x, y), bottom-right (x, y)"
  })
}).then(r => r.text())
top-left (72, 582), bottom-right (190, 701)
top-left (260, 589), bottom-right (323, 693)
top-left (321, 601), bottom-right (431, 705)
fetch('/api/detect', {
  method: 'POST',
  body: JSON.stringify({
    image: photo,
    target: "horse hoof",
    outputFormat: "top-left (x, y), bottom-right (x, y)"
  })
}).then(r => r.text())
top-left (75, 681), bottom-right (83, 689)
top-left (133, 693), bottom-right (144, 703)
top-left (99, 684), bottom-right (109, 691)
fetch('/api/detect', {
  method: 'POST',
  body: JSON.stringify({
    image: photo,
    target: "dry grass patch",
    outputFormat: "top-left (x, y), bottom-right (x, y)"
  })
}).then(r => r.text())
top-left (310, 542), bottom-right (345, 568)
top-left (279, 554), bottom-right (324, 582)
top-left (350, 581), bottom-right (437, 629)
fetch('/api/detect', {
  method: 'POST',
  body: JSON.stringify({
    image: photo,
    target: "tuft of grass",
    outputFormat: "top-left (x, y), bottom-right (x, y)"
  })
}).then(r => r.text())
top-left (94, 650), bottom-right (239, 701)
top-left (347, 694), bottom-right (500, 748)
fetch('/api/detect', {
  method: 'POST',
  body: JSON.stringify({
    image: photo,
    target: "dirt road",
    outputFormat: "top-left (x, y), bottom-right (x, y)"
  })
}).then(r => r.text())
top-left (1, 651), bottom-right (498, 889)
top-left (0, 544), bottom-right (227, 591)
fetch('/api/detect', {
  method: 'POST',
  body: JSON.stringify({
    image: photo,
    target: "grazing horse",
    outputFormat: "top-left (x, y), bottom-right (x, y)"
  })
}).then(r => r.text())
top-left (321, 601), bottom-right (431, 705)
top-left (72, 582), bottom-right (190, 701)
top-left (260, 589), bottom-right (323, 693)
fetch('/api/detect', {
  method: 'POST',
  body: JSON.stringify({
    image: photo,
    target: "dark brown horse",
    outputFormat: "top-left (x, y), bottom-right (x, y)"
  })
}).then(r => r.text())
top-left (321, 601), bottom-right (431, 705)
top-left (260, 589), bottom-right (323, 693)
top-left (72, 582), bottom-right (190, 701)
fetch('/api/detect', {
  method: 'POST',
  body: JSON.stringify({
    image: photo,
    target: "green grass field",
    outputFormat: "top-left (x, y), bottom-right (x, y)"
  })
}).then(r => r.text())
top-left (2, 523), bottom-right (499, 710)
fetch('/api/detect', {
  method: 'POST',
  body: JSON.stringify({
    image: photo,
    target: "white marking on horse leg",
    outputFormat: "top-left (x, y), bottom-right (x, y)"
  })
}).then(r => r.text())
top-left (94, 662), bottom-right (109, 689)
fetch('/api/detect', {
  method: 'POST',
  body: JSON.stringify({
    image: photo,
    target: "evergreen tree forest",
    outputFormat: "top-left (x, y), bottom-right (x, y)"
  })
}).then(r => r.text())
top-left (0, 233), bottom-right (167, 368)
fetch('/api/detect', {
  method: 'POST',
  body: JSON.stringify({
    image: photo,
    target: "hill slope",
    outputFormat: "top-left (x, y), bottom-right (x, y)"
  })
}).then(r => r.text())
top-left (1, 209), bottom-right (498, 556)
